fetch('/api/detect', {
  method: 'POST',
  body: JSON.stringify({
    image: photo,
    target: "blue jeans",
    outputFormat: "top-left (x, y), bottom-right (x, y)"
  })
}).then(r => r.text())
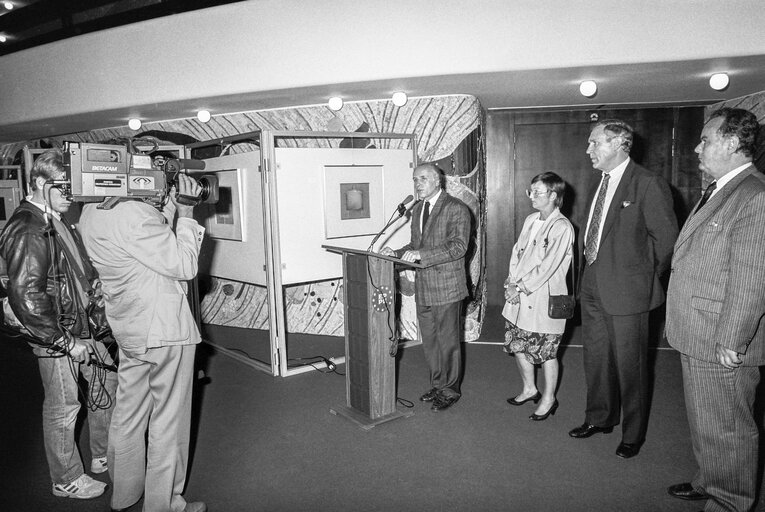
top-left (33, 341), bottom-right (117, 485)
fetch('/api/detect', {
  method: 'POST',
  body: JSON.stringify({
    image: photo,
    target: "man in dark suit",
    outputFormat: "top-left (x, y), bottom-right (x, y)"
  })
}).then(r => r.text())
top-left (568, 119), bottom-right (678, 458)
top-left (665, 108), bottom-right (765, 512)
top-left (381, 163), bottom-right (471, 412)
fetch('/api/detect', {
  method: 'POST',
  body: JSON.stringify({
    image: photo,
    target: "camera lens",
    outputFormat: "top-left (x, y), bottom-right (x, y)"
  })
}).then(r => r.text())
top-left (197, 175), bottom-right (219, 204)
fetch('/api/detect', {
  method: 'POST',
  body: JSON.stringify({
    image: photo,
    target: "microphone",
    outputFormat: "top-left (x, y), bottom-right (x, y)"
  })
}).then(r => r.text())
top-left (163, 158), bottom-right (206, 173)
top-left (368, 195), bottom-right (417, 251)
top-left (396, 195), bottom-right (414, 216)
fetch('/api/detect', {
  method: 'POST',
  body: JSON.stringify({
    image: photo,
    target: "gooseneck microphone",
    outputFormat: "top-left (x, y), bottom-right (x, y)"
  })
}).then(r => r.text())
top-left (368, 195), bottom-right (417, 251)
top-left (396, 194), bottom-right (414, 216)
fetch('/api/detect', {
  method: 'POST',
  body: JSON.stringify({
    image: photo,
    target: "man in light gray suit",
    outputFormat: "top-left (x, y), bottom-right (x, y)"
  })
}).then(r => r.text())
top-left (666, 107), bottom-right (765, 512)
top-left (79, 174), bottom-right (207, 512)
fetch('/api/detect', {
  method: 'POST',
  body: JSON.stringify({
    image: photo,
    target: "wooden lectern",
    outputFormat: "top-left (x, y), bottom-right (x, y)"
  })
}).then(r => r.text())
top-left (323, 245), bottom-right (420, 430)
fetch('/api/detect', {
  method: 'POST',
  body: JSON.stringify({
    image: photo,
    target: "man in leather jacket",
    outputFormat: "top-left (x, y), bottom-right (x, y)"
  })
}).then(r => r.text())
top-left (0, 149), bottom-right (117, 500)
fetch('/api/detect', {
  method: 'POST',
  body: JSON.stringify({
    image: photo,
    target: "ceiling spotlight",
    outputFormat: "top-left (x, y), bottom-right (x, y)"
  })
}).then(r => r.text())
top-left (3, 2), bottom-right (13, 10)
top-left (128, 118), bottom-right (142, 130)
top-left (196, 110), bottom-right (211, 123)
top-left (391, 91), bottom-right (408, 107)
top-left (709, 73), bottom-right (729, 91)
top-left (579, 80), bottom-right (598, 98)
top-left (0, 35), bottom-right (6, 43)
top-left (328, 96), bottom-right (343, 111)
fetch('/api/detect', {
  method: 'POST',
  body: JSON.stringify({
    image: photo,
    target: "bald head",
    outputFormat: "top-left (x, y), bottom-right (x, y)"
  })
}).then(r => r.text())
top-left (412, 163), bottom-right (443, 201)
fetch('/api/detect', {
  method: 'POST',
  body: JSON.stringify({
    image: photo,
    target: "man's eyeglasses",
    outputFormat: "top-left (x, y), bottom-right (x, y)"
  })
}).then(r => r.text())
top-left (525, 189), bottom-right (550, 198)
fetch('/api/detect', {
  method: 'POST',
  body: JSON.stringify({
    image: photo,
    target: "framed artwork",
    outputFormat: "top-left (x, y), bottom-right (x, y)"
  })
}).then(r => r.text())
top-left (199, 168), bottom-right (244, 241)
top-left (324, 165), bottom-right (384, 239)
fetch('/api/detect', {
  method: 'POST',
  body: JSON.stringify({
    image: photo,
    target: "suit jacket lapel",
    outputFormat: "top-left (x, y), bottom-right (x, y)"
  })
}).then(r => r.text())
top-left (675, 165), bottom-right (757, 249)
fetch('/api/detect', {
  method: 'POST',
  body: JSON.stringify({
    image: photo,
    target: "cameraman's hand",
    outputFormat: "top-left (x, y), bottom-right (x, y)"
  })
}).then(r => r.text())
top-left (68, 339), bottom-right (92, 364)
top-left (171, 174), bottom-right (202, 218)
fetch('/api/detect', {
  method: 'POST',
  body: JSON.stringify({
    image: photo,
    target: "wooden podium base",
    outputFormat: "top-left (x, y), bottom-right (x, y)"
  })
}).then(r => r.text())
top-left (329, 405), bottom-right (414, 431)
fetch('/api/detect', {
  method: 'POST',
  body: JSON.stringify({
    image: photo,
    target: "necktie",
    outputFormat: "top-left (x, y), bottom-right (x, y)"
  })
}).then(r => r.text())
top-left (422, 201), bottom-right (430, 231)
top-left (695, 181), bottom-right (717, 212)
top-left (584, 173), bottom-right (610, 265)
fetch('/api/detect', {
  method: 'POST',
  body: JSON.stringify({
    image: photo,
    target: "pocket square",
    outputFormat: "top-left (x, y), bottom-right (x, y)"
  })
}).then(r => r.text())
top-left (621, 201), bottom-right (633, 208)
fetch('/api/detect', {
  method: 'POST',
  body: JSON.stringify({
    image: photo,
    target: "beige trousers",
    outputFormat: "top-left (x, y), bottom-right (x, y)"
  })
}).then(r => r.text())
top-left (108, 344), bottom-right (196, 512)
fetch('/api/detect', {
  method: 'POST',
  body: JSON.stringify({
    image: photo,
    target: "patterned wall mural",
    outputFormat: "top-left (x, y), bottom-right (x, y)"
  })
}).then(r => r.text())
top-left (0, 94), bottom-right (487, 342)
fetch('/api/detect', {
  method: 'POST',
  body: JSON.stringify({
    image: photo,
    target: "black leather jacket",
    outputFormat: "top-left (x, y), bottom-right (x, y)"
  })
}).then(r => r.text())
top-left (0, 202), bottom-right (89, 346)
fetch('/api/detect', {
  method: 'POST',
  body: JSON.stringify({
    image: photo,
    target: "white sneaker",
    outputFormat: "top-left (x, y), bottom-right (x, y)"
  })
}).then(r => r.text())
top-left (52, 473), bottom-right (107, 499)
top-left (91, 456), bottom-right (108, 474)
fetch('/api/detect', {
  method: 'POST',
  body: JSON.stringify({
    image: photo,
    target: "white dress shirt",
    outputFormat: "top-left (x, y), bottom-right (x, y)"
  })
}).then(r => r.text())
top-left (584, 157), bottom-right (630, 247)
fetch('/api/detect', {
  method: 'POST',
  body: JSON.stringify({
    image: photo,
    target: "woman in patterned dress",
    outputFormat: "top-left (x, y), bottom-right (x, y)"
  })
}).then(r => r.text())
top-left (503, 172), bottom-right (574, 420)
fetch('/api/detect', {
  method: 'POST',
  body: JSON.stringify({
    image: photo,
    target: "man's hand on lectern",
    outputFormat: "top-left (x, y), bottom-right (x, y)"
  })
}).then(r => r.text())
top-left (380, 247), bottom-right (395, 257)
top-left (401, 250), bottom-right (420, 262)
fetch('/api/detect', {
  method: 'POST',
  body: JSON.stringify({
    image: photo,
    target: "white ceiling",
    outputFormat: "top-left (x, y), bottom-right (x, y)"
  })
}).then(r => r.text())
top-left (1, 1), bottom-right (764, 144)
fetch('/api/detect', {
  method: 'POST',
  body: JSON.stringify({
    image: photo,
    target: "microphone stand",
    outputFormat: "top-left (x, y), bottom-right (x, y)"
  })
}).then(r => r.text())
top-left (367, 202), bottom-right (416, 252)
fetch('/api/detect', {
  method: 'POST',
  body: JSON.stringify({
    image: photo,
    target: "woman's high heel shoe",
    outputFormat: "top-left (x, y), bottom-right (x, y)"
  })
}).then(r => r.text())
top-left (507, 391), bottom-right (541, 406)
top-left (529, 399), bottom-right (559, 421)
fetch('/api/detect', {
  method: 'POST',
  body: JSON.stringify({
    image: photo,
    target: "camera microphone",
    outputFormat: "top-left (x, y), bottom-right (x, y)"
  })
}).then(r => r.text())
top-left (163, 158), bottom-right (206, 174)
top-left (177, 159), bottom-right (206, 171)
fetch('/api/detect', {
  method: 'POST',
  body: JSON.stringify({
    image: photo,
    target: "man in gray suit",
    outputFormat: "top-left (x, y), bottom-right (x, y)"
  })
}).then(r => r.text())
top-left (381, 163), bottom-right (471, 412)
top-left (666, 107), bottom-right (765, 512)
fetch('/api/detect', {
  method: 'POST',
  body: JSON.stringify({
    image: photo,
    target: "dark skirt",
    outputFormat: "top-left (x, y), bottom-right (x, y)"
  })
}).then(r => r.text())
top-left (503, 321), bottom-right (562, 364)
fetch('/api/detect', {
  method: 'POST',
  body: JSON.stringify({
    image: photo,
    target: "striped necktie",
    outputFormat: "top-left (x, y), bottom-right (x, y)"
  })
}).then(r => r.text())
top-left (584, 173), bottom-right (610, 265)
top-left (695, 181), bottom-right (717, 212)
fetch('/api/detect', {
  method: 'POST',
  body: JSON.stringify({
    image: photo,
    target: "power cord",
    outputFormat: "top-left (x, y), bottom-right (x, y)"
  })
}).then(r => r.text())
top-left (396, 397), bottom-right (414, 408)
top-left (288, 356), bottom-right (344, 376)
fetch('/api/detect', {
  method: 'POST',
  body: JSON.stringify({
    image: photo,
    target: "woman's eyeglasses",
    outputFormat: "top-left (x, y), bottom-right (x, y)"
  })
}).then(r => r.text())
top-left (525, 189), bottom-right (550, 198)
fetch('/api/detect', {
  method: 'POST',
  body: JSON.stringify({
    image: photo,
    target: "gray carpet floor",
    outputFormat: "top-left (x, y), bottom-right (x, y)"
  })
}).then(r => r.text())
top-left (2, 315), bottom-right (764, 511)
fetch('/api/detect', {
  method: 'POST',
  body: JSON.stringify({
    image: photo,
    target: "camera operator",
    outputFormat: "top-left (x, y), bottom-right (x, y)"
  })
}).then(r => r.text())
top-left (78, 174), bottom-right (206, 512)
top-left (0, 148), bottom-right (117, 500)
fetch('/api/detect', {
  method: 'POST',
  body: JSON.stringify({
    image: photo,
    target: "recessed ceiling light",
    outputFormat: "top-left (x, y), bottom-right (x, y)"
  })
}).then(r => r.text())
top-left (391, 91), bottom-right (408, 107)
top-left (3, 2), bottom-right (14, 10)
top-left (579, 80), bottom-right (597, 98)
top-left (0, 35), bottom-right (6, 43)
top-left (128, 118), bottom-right (142, 130)
top-left (328, 97), bottom-right (343, 111)
top-left (709, 73), bottom-right (729, 91)
top-left (196, 110), bottom-right (211, 123)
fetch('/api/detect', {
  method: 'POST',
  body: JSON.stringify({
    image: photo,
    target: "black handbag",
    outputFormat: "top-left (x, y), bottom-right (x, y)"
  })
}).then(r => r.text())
top-left (548, 293), bottom-right (575, 319)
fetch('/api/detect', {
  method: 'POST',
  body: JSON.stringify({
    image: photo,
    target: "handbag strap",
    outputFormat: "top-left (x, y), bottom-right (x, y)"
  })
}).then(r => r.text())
top-left (543, 217), bottom-right (576, 296)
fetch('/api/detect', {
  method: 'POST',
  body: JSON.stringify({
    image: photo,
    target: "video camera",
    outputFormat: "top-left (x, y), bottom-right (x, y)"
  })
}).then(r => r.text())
top-left (58, 139), bottom-right (218, 210)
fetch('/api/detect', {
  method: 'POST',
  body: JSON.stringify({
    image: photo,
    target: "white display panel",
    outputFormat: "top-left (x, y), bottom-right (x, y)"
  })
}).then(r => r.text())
top-left (195, 151), bottom-right (266, 286)
top-left (274, 148), bottom-right (415, 285)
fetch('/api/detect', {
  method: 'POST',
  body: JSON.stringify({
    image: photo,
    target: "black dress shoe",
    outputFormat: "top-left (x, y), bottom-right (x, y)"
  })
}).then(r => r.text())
top-left (667, 482), bottom-right (708, 501)
top-left (568, 422), bottom-right (614, 438)
top-left (431, 394), bottom-right (459, 411)
top-left (420, 388), bottom-right (439, 402)
top-left (615, 442), bottom-right (641, 458)
top-left (507, 391), bottom-right (541, 406)
top-left (530, 399), bottom-right (558, 421)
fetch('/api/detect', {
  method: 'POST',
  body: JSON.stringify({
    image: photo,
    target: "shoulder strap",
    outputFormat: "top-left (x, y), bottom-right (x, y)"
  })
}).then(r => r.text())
top-left (54, 215), bottom-right (98, 297)
top-left (543, 217), bottom-right (577, 294)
